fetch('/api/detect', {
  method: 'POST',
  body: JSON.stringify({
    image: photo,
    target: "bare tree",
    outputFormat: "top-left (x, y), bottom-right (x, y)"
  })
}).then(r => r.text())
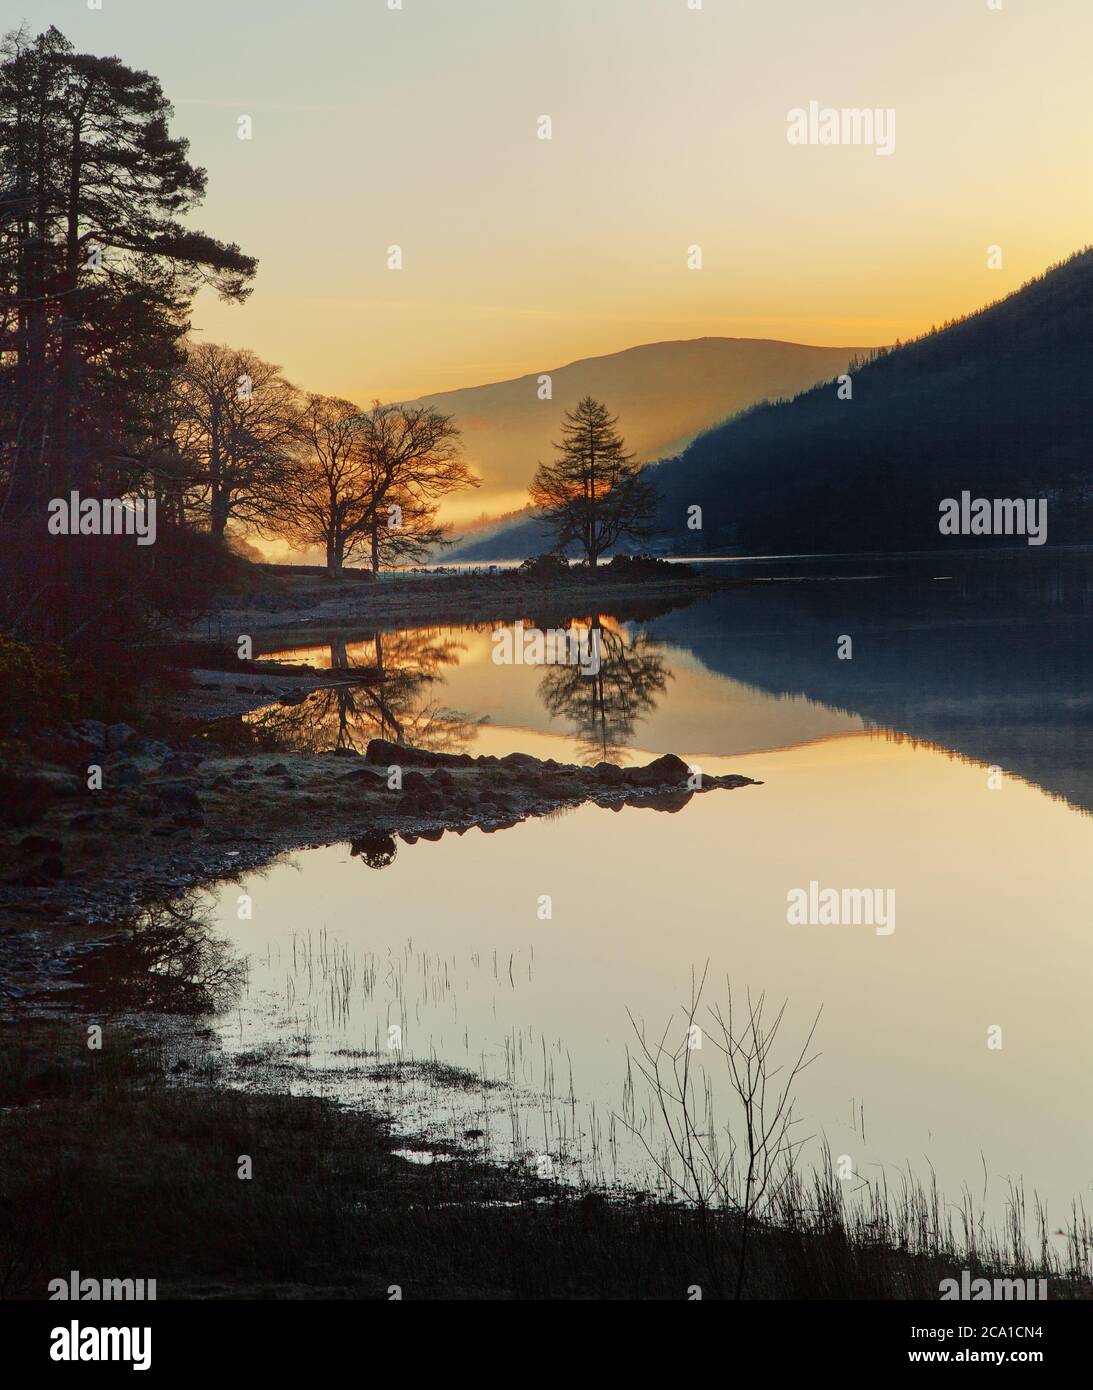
top-left (282, 393), bottom-right (372, 577)
top-left (621, 964), bottom-right (821, 1298)
top-left (282, 397), bottom-right (476, 577)
top-left (173, 341), bottom-right (301, 538)
top-left (354, 401), bottom-right (478, 574)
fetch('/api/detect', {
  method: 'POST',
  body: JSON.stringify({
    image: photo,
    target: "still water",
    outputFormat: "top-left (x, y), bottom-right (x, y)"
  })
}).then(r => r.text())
top-left (199, 559), bottom-right (1093, 1235)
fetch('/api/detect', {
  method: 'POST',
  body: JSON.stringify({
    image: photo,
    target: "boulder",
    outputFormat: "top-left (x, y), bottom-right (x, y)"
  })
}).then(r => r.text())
top-left (364, 738), bottom-right (474, 768)
top-left (161, 751), bottom-right (204, 775)
top-left (623, 753), bottom-right (691, 787)
top-left (499, 752), bottom-right (538, 769)
top-left (156, 782), bottom-right (204, 815)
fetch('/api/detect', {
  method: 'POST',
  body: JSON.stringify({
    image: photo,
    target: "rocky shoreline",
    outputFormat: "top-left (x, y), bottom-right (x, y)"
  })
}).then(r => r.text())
top-left (0, 716), bottom-right (758, 1008)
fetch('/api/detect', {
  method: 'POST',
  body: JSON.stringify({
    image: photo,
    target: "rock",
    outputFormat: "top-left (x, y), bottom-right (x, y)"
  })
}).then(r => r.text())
top-left (75, 719), bottom-right (107, 749)
top-left (110, 762), bottom-right (142, 788)
top-left (263, 762), bottom-right (290, 776)
top-left (499, 752), bottom-right (538, 769)
top-left (364, 738), bottom-right (474, 769)
top-left (18, 834), bottom-right (62, 857)
top-left (105, 722), bottom-right (136, 751)
top-left (161, 751), bottom-right (204, 775)
top-left (156, 782), bottom-right (204, 815)
top-left (400, 770), bottom-right (431, 794)
top-left (339, 766), bottom-right (384, 784)
top-left (593, 762), bottom-right (624, 785)
top-left (623, 753), bottom-right (691, 787)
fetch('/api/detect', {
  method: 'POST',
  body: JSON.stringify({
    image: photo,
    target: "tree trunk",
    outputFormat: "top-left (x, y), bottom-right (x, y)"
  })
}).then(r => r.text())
top-left (209, 490), bottom-right (230, 538)
top-left (326, 538), bottom-right (344, 580)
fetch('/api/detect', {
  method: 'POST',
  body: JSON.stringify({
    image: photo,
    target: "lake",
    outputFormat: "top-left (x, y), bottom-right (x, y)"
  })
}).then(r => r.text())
top-left (196, 554), bottom-right (1093, 1240)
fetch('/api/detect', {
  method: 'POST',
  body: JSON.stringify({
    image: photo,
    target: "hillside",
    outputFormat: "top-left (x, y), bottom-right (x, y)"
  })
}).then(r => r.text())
top-left (652, 249), bottom-right (1093, 555)
top-left (412, 337), bottom-right (865, 525)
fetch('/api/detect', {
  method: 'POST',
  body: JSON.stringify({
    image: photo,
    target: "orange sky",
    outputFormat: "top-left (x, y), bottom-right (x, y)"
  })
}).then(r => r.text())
top-left (35, 0), bottom-right (1093, 405)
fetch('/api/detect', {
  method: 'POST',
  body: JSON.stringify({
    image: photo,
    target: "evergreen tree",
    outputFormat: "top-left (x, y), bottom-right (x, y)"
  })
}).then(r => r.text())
top-left (529, 397), bottom-right (658, 564)
top-left (0, 24), bottom-right (256, 515)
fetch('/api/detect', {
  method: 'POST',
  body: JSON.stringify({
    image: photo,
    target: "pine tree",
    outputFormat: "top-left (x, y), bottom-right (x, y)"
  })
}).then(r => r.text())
top-left (529, 397), bottom-right (658, 565)
top-left (0, 24), bottom-right (257, 515)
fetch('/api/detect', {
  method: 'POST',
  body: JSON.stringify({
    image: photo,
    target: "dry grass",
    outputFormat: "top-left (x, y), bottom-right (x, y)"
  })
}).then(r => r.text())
top-left (2, 1019), bottom-right (1088, 1301)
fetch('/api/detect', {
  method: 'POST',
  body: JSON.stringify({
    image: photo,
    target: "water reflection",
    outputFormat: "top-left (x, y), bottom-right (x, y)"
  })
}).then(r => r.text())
top-left (209, 627), bottom-right (487, 757)
top-left (244, 555), bottom-right (1093, 817)
top-left (74, 899), bottom-right (245, 1014)
top-left (539, 619), bottom-right (671, 763)
top-left (643, 577), bottom-right (1093, 816)
top-left (181, 554), bottom-right (1093, 1250)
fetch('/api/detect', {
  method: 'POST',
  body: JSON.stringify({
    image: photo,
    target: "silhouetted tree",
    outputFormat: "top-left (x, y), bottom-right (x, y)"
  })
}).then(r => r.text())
top-left (530, 397), bottom-right (658, 565)
top-left (353, 401), bottom-right (478, 574)
top-left (283, 397), bottom-right (475, 577)
top-left (0, 24), bottom-right (256, 516)
top-left (172, 341), bottom-right (300, 537)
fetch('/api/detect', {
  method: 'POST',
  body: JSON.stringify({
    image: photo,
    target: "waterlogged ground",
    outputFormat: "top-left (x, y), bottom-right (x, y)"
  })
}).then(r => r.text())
top-left (198, 559), bottom-right (1093, 1235)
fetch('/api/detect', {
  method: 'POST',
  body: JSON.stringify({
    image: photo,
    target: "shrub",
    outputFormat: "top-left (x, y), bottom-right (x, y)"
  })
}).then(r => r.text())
top-left (518, 553), bottom-right (572, 580)
top-left (0, 638), bottom-right (75, 750)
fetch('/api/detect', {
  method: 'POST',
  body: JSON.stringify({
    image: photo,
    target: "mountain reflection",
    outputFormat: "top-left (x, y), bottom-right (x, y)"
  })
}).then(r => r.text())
top-left (643, 562), bottom-right (1093, 818)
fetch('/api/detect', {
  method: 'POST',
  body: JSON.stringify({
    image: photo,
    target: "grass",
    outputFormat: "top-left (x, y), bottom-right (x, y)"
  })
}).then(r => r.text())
top-left (1, 1018), bottom-right (1089, 1300)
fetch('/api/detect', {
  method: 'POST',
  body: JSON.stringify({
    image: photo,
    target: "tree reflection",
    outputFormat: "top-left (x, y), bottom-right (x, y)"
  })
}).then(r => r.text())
top-left (215, 627), bottom-right (486, 756)
top-left (538, 619), bottom-right (671, 763)
top-left (73, 899), bottom-right (246, 1014)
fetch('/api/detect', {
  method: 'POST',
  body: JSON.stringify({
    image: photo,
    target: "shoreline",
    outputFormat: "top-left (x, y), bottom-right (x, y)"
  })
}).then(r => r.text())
top-left (192, 568), bottom-right (750, 638)
top-left (0, 726), bottom-right (757, 990)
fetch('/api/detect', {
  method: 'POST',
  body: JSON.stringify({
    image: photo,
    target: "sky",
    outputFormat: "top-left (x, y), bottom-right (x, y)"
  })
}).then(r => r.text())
top-left (16, 0), bottom-right (1093, 404)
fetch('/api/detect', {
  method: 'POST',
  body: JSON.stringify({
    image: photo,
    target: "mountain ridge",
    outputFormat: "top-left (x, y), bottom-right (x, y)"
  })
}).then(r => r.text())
top-left (405, 335), bottom-right (867, 525)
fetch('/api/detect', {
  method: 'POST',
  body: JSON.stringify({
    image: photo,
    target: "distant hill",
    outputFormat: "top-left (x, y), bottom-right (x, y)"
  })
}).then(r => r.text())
top-left (413, 337), bottom-right (866, 521)
top-left (653, 248), bottom-right (1093, 555)
top-left (442, 505), bottom-right (576, 564)
top-left (432, 337), bottom-right (865, 560)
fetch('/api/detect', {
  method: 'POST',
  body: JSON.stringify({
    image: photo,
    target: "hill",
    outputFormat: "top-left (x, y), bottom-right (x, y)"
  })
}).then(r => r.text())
top-left (653, 249), bottom-right (1093, 555)
top-left (411, 337), bottom-right (865, 527)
